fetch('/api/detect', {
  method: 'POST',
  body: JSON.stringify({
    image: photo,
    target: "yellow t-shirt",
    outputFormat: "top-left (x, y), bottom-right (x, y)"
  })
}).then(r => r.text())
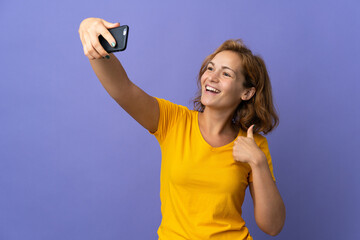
top-left (149, 97), bottom-right (276, 240)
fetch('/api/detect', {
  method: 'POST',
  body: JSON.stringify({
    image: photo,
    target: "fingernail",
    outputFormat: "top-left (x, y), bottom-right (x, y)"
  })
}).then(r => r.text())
top-left (111, 42), bottom-right (116, 47)
top-left (105, 55), bottom-right (110, 59)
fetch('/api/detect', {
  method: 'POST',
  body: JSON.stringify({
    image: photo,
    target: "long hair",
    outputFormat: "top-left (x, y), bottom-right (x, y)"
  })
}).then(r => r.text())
top-left (192, 39), bottom-right (279, 135)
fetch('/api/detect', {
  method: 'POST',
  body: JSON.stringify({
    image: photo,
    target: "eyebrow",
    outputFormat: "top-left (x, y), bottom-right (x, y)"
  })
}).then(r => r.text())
top-left (208, 61), bottom-right (236, 74)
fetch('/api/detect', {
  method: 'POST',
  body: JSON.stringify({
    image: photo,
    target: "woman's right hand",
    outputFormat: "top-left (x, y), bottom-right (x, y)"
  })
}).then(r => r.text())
top-left (78, 17), bottom-right (120, 60)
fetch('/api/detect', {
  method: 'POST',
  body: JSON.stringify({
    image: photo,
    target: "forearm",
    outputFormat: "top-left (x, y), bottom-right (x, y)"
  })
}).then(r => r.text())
top-left (89, 53), bottom-right (159, 132)
top-left (89, 53), bottom-right (131, 99)
top-left (250, 159), bottom-right (286, 236)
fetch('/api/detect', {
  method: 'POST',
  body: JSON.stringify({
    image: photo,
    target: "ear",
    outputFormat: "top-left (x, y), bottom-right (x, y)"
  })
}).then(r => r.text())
top-left (241, 87), bottom-right (256, 101)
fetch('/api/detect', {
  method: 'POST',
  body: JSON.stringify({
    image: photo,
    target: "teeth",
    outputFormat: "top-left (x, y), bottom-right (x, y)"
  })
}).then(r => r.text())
top-left (206, 86), bottom-right (220, 93)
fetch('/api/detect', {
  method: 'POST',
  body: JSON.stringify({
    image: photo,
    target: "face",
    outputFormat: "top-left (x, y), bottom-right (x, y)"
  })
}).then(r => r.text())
top-left (200, 50), bottom-right (253, 112)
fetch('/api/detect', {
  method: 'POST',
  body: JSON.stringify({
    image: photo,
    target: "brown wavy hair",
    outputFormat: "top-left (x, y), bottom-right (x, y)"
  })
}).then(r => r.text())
top-left (192, 39), bottom-right (279, 135)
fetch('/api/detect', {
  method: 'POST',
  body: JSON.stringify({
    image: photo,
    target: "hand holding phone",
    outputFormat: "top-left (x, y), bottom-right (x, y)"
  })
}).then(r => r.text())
top-left (99, 25), bottom-right (129, 53)
top-left (78, 18), bottom-right (129, 59)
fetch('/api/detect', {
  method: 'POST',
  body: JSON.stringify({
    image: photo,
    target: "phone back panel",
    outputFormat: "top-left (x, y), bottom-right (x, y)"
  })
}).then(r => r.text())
top-left (99, 25), bottom-right (129, 53)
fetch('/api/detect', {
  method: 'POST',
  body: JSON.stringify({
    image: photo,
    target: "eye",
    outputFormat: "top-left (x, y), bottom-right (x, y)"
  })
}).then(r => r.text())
top-left (223, 72), bottom-right (231, 77)
top-left (207, 66), bottom-right (213, 71)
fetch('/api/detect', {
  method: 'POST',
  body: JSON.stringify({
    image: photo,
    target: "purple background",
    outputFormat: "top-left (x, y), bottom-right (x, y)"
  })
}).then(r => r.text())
top-left (1, 0), bottom-right (359, 239)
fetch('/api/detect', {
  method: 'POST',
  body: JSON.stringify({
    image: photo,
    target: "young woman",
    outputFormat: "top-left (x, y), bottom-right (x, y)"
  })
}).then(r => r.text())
top-left (78, 17), bottom-right (286, 240)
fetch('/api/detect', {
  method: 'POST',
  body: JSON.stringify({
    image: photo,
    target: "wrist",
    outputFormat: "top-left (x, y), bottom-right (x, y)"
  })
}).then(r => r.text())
top-left (249, 153), bottom-right (267, 169)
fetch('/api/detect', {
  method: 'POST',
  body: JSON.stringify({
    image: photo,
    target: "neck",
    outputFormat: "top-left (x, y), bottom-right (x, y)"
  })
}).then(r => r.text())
top-left (198, 106), bottom-right (238, 136)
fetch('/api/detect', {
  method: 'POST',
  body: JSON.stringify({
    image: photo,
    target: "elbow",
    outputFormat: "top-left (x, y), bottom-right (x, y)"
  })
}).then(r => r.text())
top-left (270, 211), bottom-right (286, 236)
top-left (263, 222), bottom-right (285, 237)
top-left (271, 217), bottom-right (286, 236)
top-left (257, 209), bottom-right (286, 237)
top-left (268, 227), bottom-right (282, 237)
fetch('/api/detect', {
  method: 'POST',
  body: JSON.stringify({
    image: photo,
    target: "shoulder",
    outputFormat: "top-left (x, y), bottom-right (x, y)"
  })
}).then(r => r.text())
top-left (253, 132), bottom-right (268, 147)
top-left (154, 97), bottom-right (193, 118)
top-left (254, 132), bottom-right (266, 141)
top-left (154, 97), bottom-right (189, 110)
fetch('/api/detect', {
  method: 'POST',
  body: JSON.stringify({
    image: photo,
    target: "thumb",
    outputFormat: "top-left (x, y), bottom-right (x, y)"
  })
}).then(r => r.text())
top-left (247, 124), bottom-right (254, 139)
top-left (101, 20), bottom-right (120, 29)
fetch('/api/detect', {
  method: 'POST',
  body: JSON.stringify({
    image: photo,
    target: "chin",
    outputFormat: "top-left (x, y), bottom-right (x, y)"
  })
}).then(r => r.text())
top-left (200, 99), bottom-right (218, 110)
top-left (200, 96), bottom-right (209, 107)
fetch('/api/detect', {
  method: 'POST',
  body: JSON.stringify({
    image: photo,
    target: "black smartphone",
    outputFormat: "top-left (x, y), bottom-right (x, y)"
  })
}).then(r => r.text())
top-left (99, 25), bottom-right (129, 53)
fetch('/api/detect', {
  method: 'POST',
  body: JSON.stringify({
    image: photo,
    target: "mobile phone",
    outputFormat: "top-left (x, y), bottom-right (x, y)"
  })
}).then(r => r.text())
top-left (99, 25), bottom-right (129, 53)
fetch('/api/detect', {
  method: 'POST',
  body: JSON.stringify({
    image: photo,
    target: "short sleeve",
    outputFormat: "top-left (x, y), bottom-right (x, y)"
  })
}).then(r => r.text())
top-left (148, 97), bottom-right (184, 144)
top-left (248, 135), bottom-right (276, 183)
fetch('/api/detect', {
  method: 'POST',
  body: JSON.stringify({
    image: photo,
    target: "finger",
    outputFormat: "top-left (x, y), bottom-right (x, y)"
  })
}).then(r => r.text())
top-left (88, 31), bottom-right (108, 58)
top-left (101, 20), bottom-right (120, 47)
top-left (232, 148), bottom-right (238, 161)
top-left (234, 136), bottom-right (245, 143)
top-left (101, 19), bottom-right (120, 29)
top-left (82, 33), bottom-right (96, 59)
top-left (80, 33), bottom-right (95, 59)
top-left (247, 125), bottom-right (254, 139)
top-left (79, 33), bottom-right (91, 58)
top-left (99, 27), bottom-right (117, 48)
top-left (86, 32), bottom-right (103, 59)
top-left (79, 31), bottom-right (84, 44)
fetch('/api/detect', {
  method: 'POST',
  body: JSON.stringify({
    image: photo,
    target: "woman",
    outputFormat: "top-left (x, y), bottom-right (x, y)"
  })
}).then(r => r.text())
top-left (78, 17), bottom-right (286, 239)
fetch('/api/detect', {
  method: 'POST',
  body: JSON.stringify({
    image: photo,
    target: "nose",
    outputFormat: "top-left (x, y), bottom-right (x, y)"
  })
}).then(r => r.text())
top-left (208, 70), bottom-right (220, 83)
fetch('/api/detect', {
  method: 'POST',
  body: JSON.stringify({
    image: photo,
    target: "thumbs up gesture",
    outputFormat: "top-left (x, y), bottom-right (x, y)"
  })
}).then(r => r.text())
top-left (233, 125), bottom-right (266, 166)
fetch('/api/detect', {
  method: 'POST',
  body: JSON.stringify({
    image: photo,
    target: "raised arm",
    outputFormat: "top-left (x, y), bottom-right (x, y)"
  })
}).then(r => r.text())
top-left (78, 18), bottom-right (159, 133)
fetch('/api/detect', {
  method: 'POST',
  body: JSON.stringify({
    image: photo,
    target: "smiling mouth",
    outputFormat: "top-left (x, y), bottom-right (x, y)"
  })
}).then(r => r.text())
top-left (205, 85), bottom-right (221, 93)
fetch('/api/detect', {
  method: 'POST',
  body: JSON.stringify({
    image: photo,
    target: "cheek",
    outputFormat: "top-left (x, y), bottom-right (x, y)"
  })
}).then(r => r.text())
top-left (200, 74), bottom-right (206, 86)
top-left (222, 82), bottom-right (234, 93)
top-left (225, 83), bottom-right (242, 99)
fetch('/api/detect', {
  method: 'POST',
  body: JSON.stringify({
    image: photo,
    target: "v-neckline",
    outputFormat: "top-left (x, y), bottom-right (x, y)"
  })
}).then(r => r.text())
top-left (195, 111), bottom-right (241, 151)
